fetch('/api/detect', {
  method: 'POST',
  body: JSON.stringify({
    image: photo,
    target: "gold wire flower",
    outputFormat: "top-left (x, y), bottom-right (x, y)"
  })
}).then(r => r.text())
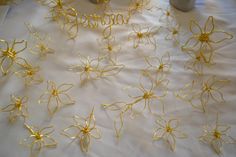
top-left (184, 45), bottom-right (215, 75)
top-left (182, 16), bottom-right (233, 52)
top-left (102, 81), bottom-right (167, 138)
top-left (128, 0), bottom-right (152, 14)
top-left (97, 35), bottom-right (121, 64)
top-left (0, 39), bottom-right (27, 75)
top-left (21, 124), bottom-right (57, 156)
top-left (128, 24), bottom-right (159, 49)
top-left (199, 113), bottom-right (236, 154)
top-left (26, 24), bottom-right (55, 59)
top-left (41, 0), bottom-right (78, 39)
top-left (142, 52), bottom-right (171, 88)
top-left (1, 95), bottom-right (28, 123)
top-left (158, 6), bottom-right (175, 22)
top-left (153, 116), bottom-right (187, 151)
top-left (175, 76), bottom-right (229, 112)
top-left (69, 54), bottom-right (124, 86)
top-left (38, 80), bottom-right (75, 115)
top-left (165, 21), bottom-right (181, 44)
top-left (14, 60), bottom-right (43, 86)
top-left (61, 107), bottom-right (101, 153)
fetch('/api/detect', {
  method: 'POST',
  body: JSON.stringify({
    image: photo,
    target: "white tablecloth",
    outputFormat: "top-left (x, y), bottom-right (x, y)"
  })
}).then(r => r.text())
top-left (0, 0), bottom-right (236, 157)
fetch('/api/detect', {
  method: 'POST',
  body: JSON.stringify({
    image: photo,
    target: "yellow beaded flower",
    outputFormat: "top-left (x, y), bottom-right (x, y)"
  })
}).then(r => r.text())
top-left (102, 81), bottom-right (167, 138)
top-left (14, 60), bottom-right (43, 86)
top-left (1, 95), bottom-right (28, 123)
top-left (97, 36), bottom-right (121, 64)
top-left (21, 124), bottom-right (57, 156)
top-left (38, 80), bottom-right (75, 115)
top-left (26, 24), bottom-right (54, 59)
top-left (128, 24), bottom-right (159, 49)
top-left (61, 108), bottom-right (101, 153)
top-left (199, 113), bottom-right (236, 154)
top-left (153, 116), bottom-right (187, 151)
top-left (182, 16), bottom-right (233, 52)
top-left (0, 39), bottom-right (27, 75)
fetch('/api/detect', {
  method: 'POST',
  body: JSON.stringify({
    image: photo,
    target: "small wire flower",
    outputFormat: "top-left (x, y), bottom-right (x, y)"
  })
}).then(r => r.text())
top-left (42, 0), bottom-right (79, 39)
top-left (142, 52), bottom-right (171, 88)
top-left (14, 60), bottom-right (43, 86)
top-left (102, 81), bottom-right (167, 138)
top-left (182, 16), bottom-right (233, 52)
top-left (0, 39), bottom-right (27, 75)
top-left (128, 0), bottom-right (152, 14)
top-left (97, 35), bottom-right (121, 64)
top-left (153, 116), bottom-right (187, 151)
top-left (1, 95), bottom-right (28, 123)
top-left (61, 107), bottom-right (101, 153)
top-left (184, 46), bottom-right (215, 75)
top-left (128, 24), bottom-right (159, 49)
top-left (21, 124), bottom-right (57, 156)
top-left (165, 21), bottom-right (181, 44)
top-left (200, 76), bottom-right (229, 108)
top-left (158, 6), bottom-right (175, 22)
top-left (69, 54), bottom-right (124, 86)
top-left (199, 113), bottom-right (236, 154)
top-left (26, 23), bottom-right (54, 59)
top-left (38, 80), bottom-right (75, 115)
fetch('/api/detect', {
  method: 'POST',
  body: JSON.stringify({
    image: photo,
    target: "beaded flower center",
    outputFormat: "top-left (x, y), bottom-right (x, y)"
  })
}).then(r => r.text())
top-left (2, 48), bottom-right (17, 59)
top-left (172, 29), bottom-right (178, 35)
top-left (143, 92), bottom-right (153, 99)
top-left (107, 45), bottom-right (113, 52)
top-left (15, 99), bottom-right (22, 109)
top-left (137, 32), bottom-right (143, 39)
top-left (166, 126), bottom-right (173, 133)
top-left (214, 130), bottom-right (221, 139)
top-left (203, 83), bottom-right (212, 92)
top-left (199, 33), bottom-right (210, 42)
top-left (84, 65), bottom-right (93, 72)
top-left (52, 89), bottom-right (59, 96)
top-left (34, 132), bottom-right (43, 140)
top-left (82, 126), bottom-right (90, 134)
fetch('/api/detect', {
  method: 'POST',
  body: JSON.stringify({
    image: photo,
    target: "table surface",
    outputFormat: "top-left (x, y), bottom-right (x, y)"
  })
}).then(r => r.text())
top-left (0, 0), bottom-right (236, 157)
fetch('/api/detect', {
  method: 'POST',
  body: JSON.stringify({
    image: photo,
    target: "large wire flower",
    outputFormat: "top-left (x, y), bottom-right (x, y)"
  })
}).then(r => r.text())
top-left (175, 76), bottom-right (229, 112)
top-left (0, 39), bottom-right (27, 75)
top-left (21, 124), bottom-right (57, 156)
top-left (153, 116), bottom-right (187, 151)
top-left (38, 80), bottom-right (75, 115)
top-left (61, 108), bottom-right (101, 153)
top-left (182, 16), bottom-right (233, 52)
top-left (14, 60), bottom-right (43, 86)
top-left (102, 81), bottom-right (167, 138)
top-left (1, 95), bottom-right (28, 123)
top-left (199, 113), bottom-right (236, 154)
top-left (97, 35), bottom-right (121, 64)
top-left (128, 24), bottom-right (159, 49)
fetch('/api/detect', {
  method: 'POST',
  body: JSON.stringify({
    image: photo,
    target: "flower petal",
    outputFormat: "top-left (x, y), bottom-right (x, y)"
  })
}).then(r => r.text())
top-left (204, 16), bottom-right (215, 34)
top-left (57, 93), bottom-right (75, 105)
top-left (58, 83), bottom-right (73, 92)
top-left (166, 133), bottom-right (176, 151)
top-left (153, 128), bottom-right (165, 141)
top-left (182, 36), bottom-right (200, 51)
top-left (80, 134), bottom-right (90, 152)
top-left (211, 139), bottom-right (222, 154)
top-left (210, 30), bottom-right (233, 43)
top-left (190, 20), bottom-right (202, 35)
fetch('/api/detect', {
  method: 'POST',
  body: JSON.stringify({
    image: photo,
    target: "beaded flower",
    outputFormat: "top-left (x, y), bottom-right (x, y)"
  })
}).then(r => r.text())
top-left (38, 80), bottom-right (75, 115)
top-left (153, 116), bottom-right (187, 151)
top-left (61, 108), bottom-right (101, 152)
top-left (21, 124), bottom-right (57, 156)
top-left (0, 39), bottom-right (27, 75)
top-left (200, 114), bottom-right (236, 154)
top-left (1, 95), bottom-right (28, 123)
top-left (128, 0), bottom-right (152, 14)
top-left (128, 24), bottom-right (159, 49)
